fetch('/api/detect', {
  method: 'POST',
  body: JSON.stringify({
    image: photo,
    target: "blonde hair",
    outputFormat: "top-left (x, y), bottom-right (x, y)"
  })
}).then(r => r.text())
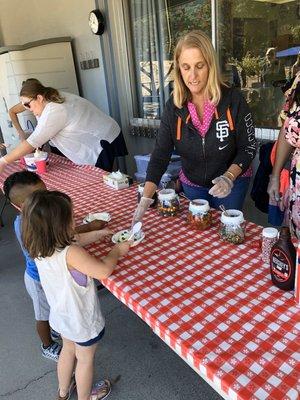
top-left (173, 30), bottom-right (225, 108)
top-left (20, 81), bottom-right (65, 104)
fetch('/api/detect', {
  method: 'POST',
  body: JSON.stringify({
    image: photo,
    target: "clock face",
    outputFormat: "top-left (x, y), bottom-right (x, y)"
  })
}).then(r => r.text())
top-left (89, 12), bottom-right (99, 34)
top-left (88, 10), bottom-right (105, 35)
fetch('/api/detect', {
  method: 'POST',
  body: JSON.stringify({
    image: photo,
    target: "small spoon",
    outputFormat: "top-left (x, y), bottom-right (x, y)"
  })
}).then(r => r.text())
top-left (219, 204), bottom-right (230, 217)
top-left (127, 221), bottom-right (142, 241)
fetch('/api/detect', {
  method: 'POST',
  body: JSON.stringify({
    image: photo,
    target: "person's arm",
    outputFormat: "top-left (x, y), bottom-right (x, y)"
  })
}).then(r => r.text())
top-left (8, 103), bottom-right (27, 140)
top-left (131, 101), bottom-right (174, 224)
top-left (75, 220), bottom-right (108, 234)
top-left (140, 181), bottom-right (157, 199)
top-left (26, 103), bottom-right (67, 149)
top-left (145, 100), bottom-right (175, 186)
top-left (0, 140), bottom-right (35, 174)
top-left (74, 229), bottom-right (113, 247)
top-left (267, 126), bottom-right (293, 202)
top-left (66, 242), bottom-right (131, 280)
top-left (209, 90), bottom-right (257, 198)
top-left (272, 126), bottom-right (293, 176)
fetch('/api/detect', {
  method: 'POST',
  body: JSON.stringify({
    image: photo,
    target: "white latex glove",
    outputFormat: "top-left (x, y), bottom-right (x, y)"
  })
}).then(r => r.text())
top-left (267, 175), bottom-right (280, 202)
top-left (132, 196), bottom-right (154, 227)
top-left (208, 175), bottom-right (233, 198)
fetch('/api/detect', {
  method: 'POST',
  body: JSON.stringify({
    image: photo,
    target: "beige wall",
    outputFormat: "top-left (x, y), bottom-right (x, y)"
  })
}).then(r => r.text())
top-left (0, 0), bottom-right (109, 113)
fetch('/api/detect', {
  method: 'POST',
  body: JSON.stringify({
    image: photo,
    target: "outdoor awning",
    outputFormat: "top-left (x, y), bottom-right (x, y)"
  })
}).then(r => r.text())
top-left (276, 46), bottom-right (300, 58)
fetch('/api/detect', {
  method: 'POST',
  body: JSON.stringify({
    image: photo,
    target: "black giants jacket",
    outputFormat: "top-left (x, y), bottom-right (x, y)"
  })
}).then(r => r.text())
top-left (146, 86), bottom-right (257, 188)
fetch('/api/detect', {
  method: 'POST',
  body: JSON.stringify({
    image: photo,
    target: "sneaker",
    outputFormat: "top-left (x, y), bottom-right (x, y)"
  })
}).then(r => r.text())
top-left (50, 328), bottom-right (62, 342)
top-left (56, 374), bottom-right (76, 400)
top-left (90, 379), bottom-right (111, 400)
top-left (41, 342), bottom-right (61, 362)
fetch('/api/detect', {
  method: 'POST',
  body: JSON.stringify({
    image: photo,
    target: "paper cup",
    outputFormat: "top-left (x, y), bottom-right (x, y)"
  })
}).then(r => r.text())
top-left (35, 159), bottom-right (47, 174)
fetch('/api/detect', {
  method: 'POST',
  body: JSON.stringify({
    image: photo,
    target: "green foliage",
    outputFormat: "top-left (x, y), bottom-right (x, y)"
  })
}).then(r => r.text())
top-left (230, 52), bottom-right (264, 77)
top-left (291, 26), bottom-right (300, 42)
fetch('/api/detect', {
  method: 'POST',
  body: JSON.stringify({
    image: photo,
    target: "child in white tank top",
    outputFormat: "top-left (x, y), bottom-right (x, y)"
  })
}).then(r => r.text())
top-left (22, 190), bottom-right (131, 400)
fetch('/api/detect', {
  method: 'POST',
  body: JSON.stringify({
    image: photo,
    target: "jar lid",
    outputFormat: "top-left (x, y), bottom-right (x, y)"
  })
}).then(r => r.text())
top-left (262, 227), bottom-right (278, 238)
top-left (158, 188), bottom-right (176, 201)
top-left (189, 199), bottom-right (210, 213)
top-left (220, 209), bottom-right (244, 224)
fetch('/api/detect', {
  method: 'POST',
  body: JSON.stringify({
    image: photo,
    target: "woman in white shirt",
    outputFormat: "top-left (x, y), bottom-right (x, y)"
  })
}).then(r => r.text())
top-left (0, 80), bottom-right (127, 173)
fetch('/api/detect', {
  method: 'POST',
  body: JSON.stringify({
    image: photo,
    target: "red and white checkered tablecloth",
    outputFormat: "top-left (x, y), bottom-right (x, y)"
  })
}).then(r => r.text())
top-left (1, 155), bottom-right (300, 400)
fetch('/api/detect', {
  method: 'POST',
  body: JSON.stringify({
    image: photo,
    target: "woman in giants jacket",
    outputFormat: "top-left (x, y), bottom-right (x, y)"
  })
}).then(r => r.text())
top-left (132, 30), bottom-right (256, 224)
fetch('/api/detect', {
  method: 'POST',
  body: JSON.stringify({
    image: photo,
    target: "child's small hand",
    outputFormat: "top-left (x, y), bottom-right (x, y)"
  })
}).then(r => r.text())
top-left (114, 241), bottom-right (132, 257)
top-left (86, 219), bottom-right (108, 231)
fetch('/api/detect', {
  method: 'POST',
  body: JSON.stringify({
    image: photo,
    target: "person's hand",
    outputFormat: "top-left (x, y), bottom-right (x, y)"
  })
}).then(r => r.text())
top-left (0, 143), bottom-right (6, 150)
top-left (94, 229), bottom-right (114, 242)
top-left (114, 241), bottom-right (132, 257)
top-left (131, 196), bottom-right (154, 226)
top-left (208, 175), bottom-right (233, 198)
top-left (85, 219), bottom-right (108, 231)
top-left (267, 175), bottom-right (280, 202)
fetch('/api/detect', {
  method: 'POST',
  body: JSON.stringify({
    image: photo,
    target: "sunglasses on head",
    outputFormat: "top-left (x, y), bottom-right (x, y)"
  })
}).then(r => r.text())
top-left (22, 98), bottom-right (35, 109)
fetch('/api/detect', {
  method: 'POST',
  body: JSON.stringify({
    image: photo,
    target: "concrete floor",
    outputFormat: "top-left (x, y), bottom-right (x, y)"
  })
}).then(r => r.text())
top-left (0, 199), bottom-right (223, 400)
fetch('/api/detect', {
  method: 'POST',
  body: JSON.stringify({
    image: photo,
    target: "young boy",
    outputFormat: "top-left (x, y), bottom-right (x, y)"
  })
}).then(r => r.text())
top-left (3, 171), bottom-right (109, 362)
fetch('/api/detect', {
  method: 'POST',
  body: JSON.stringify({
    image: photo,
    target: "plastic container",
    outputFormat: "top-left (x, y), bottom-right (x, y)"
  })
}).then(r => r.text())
top-left (270, 227), bottom-right (296, 291)
top-left (134, 172), bottom-right (174, 189)
top-left (219, 209), bottom-right (245, 244)
top-left (134, 153), bottom-right (181, 178)
top-left (24, 153), bottom-right (37, 171)
top-left (157, 189), bottom-right (180, 217)
top-left (187, 199), bottom-right (212, 230)
top-left (261, 227), bottom-right (278, 264)
top-left (137, 183), bottom-right (157, 208)
top-left (35, 159), bottom-right (47, 174)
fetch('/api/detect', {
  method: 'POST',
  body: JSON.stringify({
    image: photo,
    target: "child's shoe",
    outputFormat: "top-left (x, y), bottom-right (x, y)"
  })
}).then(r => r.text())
top-left (56, 374), bottom-right (76, 400)
top-left (90, 379), bottom-right (111, 400)
top-left (41, 342), bottom-right (61, 362)
top-left (50, 328), bottom-right (62, 342)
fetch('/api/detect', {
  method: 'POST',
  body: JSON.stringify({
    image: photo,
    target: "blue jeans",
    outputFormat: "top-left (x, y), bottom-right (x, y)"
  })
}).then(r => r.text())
top-left (181, 177), bottom-right (251, 211)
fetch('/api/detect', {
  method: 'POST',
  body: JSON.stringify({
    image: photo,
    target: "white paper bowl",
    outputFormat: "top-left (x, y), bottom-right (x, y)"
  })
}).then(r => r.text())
top-left (112, 229), bottom-right (145, 247)
top-left (83, 212), bottom-right (111, 224)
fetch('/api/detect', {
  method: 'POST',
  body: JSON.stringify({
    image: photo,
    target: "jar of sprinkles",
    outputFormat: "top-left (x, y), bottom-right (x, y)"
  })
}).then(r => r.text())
top-left (262, 227), bottom-right (278, 264)
top-left (220, 209), bottom-right (245, 244)
top-left (157, 189), bottom-right (180, 217)
top-left (187, 199), bottom-right (212, 230)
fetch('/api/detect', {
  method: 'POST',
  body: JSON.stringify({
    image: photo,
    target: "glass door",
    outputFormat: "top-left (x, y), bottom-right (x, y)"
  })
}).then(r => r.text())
top-left (217, 0), bottom-right (299, 131)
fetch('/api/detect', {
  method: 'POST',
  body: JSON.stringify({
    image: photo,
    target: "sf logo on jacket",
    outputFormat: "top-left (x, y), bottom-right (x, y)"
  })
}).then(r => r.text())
top-left (216, 120), bottom-right (229, 150)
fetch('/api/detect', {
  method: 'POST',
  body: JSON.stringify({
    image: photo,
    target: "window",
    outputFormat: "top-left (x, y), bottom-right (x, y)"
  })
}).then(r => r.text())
top-left (128, 0), bottom-right (299, 130)
top-left (218, 0), bottom-right (300, 128)
top-left (129, 0), bottom-right (211, 120)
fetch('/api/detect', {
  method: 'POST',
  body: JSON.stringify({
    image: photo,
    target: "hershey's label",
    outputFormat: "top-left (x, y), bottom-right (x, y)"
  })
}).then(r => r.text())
top-left (271, 249), bottom-right (291, 283)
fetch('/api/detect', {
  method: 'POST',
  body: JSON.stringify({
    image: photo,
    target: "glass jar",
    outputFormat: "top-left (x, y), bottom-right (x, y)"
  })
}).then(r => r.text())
top-left (157, 189), bottom-right (180, 217)
top-left (187, 199), bottom-right (212, 230)
top-left (137, 183), bottom-right (157, 207)
top-left (219, 209), bottom-right (245, 244)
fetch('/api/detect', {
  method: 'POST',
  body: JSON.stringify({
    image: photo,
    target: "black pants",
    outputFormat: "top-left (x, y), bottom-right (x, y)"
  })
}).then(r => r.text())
top-left (49, 145), bottom-right (66, 157)
top-left (95, 132), bottom-right (128, 172)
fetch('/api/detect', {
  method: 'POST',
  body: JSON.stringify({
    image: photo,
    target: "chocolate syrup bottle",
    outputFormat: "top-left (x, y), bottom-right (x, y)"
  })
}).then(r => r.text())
top-left (270, 227), bottom-right (296, 291)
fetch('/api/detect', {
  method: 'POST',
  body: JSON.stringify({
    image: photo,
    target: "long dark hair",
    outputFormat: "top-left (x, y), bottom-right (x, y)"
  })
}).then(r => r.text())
top-left (22, 190), bottom-right (74, 259)
top-left (20, 81), bottom-right (65, 104)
